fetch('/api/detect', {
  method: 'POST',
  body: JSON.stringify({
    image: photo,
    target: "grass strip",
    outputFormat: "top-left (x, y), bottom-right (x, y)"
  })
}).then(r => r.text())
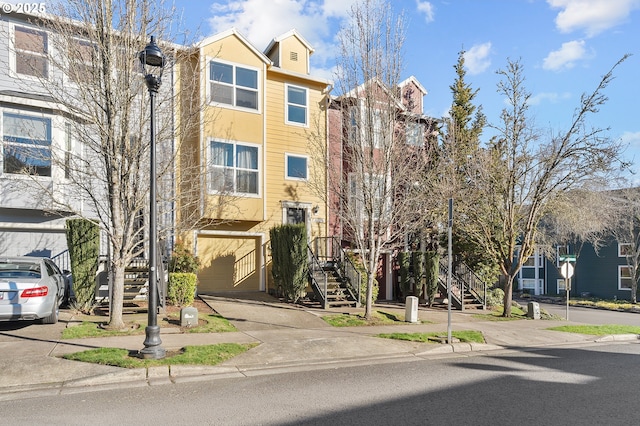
top-left (377, 330), bottom-right (485, 344)
top-left (61, 343), bottom-right (254, 368)
top-left (547, 324), bottom-right (640, 336)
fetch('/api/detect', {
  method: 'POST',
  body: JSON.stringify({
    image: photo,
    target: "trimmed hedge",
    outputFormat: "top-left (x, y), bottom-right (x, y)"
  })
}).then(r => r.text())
top-left (65, 218), bottom-right (100, 313)
top-left (168, 272), bottom-right (197, 306)
top-left (270, 224), bottom-right (307, 303)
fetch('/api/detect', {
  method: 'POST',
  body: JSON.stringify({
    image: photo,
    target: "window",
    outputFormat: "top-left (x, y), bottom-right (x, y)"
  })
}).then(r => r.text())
top-left (557, 279), bottom-right (567, 293)
top-left (14, 26), bottom-right (48, 78)
top-left (348, 173), bottom-right (391, 222)
top-left (286, 85), bottom-right (307, 125)
top-left (285, 154), bottom-right (308, 180)
top-left (349, 106), bottom-right (383, 148)
top-left (209, 61), bottom-right (258, 110)
top-left (68, 39), bottom-right (95, 84)
top-left (520, 279), bottom-right (538, 291)
top-left (64, 123), bottom-right (72, 179)
top-left (286, 207), bottom-right (306, 225)
top-left (405, 122), bottom-right (423, 146)
top-left (618, 243), bottom-right (632, 257)
top-left (2, 112), bottom-right (52, 177)
top-left (619, 265), bottom-right (633, 290)
top-left (209, 141), bottom-right (259, 195)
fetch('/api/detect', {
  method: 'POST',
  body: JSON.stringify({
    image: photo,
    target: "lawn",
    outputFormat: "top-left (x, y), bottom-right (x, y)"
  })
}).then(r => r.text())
top-left (62, 313), bottom-right (236, 339)
top-left (377, 330), bottom-right (485, 344)
top-left (547, 324), bottom-right (640, 336)
top-left (322, 310), bottom-right (427, 327)
top-left (61, 343), bottom-right (255, 368)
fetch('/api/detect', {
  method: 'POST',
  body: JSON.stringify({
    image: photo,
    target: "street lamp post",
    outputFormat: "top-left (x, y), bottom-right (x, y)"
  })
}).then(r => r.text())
top-left (139, 36), bottom-right (166, 360)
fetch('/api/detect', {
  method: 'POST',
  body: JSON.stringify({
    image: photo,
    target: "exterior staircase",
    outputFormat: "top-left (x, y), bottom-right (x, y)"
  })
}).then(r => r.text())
top-left (436, 258), bottom-right (486, 310)
top-left (308, 237), bottom-right (360, 309)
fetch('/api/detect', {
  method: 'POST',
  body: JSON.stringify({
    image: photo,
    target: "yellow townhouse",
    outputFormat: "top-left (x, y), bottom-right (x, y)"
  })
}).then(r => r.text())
top-left (176, 28), bottom-right (331, 294)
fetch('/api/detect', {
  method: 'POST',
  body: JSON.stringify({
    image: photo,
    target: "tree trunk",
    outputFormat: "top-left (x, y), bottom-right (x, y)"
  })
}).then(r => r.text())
top-left (107, 261), bottom-right (126, 330)
top-left (502, 275), bottom-right (514, 317)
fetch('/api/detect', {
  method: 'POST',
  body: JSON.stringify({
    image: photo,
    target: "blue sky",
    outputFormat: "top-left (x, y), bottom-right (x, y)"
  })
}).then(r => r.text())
top-left (174, 0), bottom-right (640, 176)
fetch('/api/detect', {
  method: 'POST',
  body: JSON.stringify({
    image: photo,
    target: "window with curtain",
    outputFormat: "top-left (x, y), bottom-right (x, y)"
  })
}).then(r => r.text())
top-left (14, 26), bottom-right (48, 78)
top-left (210, 141), bottom-right (259, 195)
top-left (209, 61), bottom-right (258, 110)
top-left (286, 85), bottom-right (307, 125)
top-left (2, 112), bottom-right (52, 177)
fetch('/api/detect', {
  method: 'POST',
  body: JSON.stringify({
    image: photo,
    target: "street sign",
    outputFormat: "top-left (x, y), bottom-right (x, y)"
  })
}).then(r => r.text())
top-left (560, 262), bottom-right (574, 279)
top-left (558, 254), bottom-right (577, 262)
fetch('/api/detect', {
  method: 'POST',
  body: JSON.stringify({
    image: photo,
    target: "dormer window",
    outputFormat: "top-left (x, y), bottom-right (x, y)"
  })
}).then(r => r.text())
top-left (209, 60), bottom-right (258, 110)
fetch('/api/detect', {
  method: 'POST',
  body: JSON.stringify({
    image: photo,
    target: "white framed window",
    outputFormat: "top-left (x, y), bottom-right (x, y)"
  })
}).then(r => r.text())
top-left (209, 60), bottom-right (258, 110)
top-left (14, 26), bottom-right (48, 78)
top-left (618, 243), bottom-right (632, 257)
top-left (209, 140), bottom-right (259, 195)
top-left (557, 279), bottom-right (567, 293)
top-left (286, 85), bottom-right (308, 126)
top-left (520, 279), bottom-right (538, 291)
top-left (67, 38), bottom-right (95, 84)
top-left (285, 154), bottom-right (308, 180)
top-left (619, 265), bottom-right (633, 290)
top-left (348, 105), bottom-right (384, 148)
top-left (348, 172), bottom-right (391, 222)
top-left (2, 112), bottom-right (52, 177)
top-left (405, 122), bottom-right (423, 146)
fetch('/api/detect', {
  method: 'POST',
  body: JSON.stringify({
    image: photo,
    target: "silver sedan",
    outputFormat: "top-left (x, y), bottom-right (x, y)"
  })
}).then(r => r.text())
top-left (0, 257), bottom-right (69, 324)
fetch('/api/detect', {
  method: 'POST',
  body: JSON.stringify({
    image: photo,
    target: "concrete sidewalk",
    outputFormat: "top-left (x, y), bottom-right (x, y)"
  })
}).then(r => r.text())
top-left (0, 294), bottom-right (636, 401)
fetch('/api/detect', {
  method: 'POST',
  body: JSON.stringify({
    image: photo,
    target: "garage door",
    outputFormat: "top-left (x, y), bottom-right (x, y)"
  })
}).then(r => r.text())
top-left (196, 235), bottom-right (262, 292)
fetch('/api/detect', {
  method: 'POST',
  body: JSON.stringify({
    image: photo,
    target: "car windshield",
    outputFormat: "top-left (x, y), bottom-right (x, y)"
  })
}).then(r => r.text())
top-left (0, 261), bottom-right (41, 279)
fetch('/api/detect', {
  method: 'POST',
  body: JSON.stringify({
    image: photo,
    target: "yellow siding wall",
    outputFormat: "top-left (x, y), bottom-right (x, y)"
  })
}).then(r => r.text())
top-left (277, 37), bottom-right (310, 75)
top-left (181, 31), bottom-right (328, 293)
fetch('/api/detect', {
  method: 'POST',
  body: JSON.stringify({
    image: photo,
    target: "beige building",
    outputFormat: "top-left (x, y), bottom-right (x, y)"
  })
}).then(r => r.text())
top-left (177, 29), bottom-right (330, 294)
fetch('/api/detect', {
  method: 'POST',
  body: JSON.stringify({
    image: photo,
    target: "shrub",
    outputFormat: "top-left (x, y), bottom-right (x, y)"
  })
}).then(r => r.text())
top-left (169, 243), bottom-right (200, 274)
top-left (486, 287), bottom-right (505, 307)
top-left (398, 251), bottom-right (410, 298)
top-left (270, 224), bottom-right (308, 303)
top-left (65, 218), bottom-right (100, 313)
top-left (424, 251), bottom-right (440, 306)
top-left (168, 272), bottom-right (197, 306)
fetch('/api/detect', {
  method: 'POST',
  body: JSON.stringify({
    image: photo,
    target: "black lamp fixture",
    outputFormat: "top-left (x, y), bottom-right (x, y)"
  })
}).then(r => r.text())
top-left (138, 35), bottom-right (166, 360)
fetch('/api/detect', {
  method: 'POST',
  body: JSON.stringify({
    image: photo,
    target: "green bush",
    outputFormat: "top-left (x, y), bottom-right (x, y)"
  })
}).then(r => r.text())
top-left (169, 243), bottom-right (200, 274)
top-left (486, 287), bottom-right (505, 307)
top-left (270, 224), bottom-right (308, 303)
top-left (424, 251), bottom-right (440, 306)
top-left (168, 272), bottom-right (197, 306)
top-left (398, 251), bottom-right (410, 298)
top-left (65, 218), bottom-right (100, 313)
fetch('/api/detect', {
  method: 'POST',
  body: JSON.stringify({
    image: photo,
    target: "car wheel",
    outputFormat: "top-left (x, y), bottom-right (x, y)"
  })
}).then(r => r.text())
top-left (40, 302), bottom-right (59, 325)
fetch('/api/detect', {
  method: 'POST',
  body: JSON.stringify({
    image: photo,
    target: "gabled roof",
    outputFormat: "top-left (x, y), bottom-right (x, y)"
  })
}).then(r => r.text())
top-left (339, 78), bottom-right (406, 111)
top-left (399, 76), bottom-right (427, 96)
top-left (197, 28), bottom-right (272, 65)
top-left (264, 29), bottom-right (315, 57)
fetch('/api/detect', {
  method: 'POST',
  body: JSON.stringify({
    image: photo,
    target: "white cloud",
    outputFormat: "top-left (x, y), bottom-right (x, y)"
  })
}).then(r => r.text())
top-left (621, 131), bottom-right (640, 147)
top-left (529, 92), bottom-right (572, 106)
top-left (547, 0), bottom-right (640, 37)
top-left (416, 1), bottom-right (435, 23)
top-left (463, 42), bottom-right (492, 75)
top-left (542, 39), bottom-right (586, 71)
top-left (206, 0), bottom-right (357, 73)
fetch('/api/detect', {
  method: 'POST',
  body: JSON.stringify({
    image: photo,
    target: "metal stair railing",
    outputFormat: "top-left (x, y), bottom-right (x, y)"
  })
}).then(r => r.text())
top-left (438, 258), bottom-right (486, 310)
top-left (308, 245), bottom-right (328, 308)
top-left (310, 237), bottom-right (361, 308)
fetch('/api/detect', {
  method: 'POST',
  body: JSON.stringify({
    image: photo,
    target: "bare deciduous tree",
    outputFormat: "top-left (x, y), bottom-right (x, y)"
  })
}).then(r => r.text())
top-left (324, 0), bottom-right (435, 319)
top-left (1, 0), bottom-right (213, 329)
top-left (461, 57), bottom-right (628, 317)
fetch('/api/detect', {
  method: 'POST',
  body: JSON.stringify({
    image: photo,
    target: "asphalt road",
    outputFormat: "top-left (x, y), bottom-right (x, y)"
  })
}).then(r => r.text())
top-left (2, 341), bottom-right (639, 426)
top-left (537, 301), bottom-right (640, 325)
